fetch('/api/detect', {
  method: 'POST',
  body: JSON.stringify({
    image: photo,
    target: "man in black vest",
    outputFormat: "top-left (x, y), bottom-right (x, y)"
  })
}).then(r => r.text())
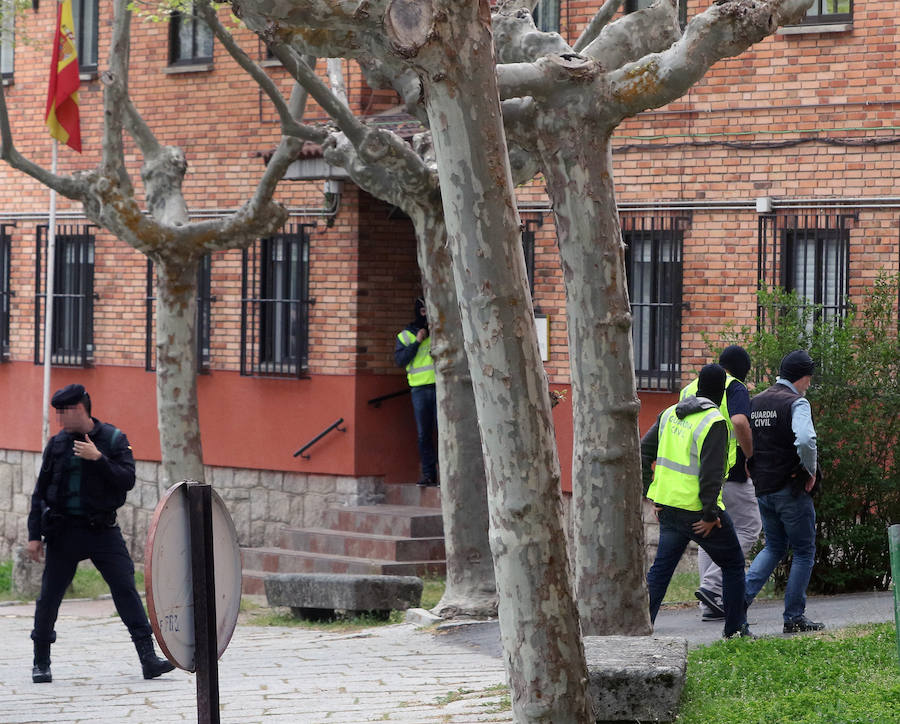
top-left (26, 384), bottom-right (175, 683)
top-left (745, 351), bottom-right (825, 633)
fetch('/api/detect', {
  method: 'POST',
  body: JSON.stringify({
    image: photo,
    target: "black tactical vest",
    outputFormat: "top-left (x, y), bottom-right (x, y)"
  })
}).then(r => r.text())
top-left (749, 383), bottom-right (801, 496)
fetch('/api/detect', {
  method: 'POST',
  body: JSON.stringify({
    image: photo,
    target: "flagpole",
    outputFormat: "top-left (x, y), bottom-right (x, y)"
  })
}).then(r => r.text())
top-left (41, 139), bottom-right (58, 447)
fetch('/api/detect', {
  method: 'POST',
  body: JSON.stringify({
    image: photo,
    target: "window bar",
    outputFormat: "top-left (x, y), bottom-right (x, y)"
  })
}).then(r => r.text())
top-left (34, 225), bottom-right (43, 364)
top-left (240, 246), bottom-right (249, 375)
top-left (0, 224), bottom-right (11, 360)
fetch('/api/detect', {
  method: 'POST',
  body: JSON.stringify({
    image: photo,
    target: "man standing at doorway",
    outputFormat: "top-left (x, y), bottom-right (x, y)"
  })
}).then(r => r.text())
top-left (394, 297), bottom-right (438, 487)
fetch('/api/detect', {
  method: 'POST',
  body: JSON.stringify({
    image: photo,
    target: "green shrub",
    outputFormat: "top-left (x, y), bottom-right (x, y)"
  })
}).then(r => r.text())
top-left (707, 273), bottom-right (900, 593)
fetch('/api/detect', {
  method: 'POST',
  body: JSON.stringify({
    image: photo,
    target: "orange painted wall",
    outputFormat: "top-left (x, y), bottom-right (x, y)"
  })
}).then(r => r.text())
top-left (0, 358), bottom-right (671, 491)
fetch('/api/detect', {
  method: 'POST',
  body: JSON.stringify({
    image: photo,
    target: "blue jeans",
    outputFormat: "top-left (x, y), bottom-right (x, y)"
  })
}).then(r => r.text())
top-left (745, 486), bottom-right (816, 622)
top-left (410, 385), bottom-right (437, 482)
top-left (647, 506), bottom-right (747, 637)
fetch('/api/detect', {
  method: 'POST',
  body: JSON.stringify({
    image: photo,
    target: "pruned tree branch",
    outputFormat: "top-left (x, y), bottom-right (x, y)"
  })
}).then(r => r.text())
top-left (581, 0), bottom-right (680, 70)
top-left (606, 0), bottom-right (814, 122)
top-left (0, 97), bottom-right (86, 199)
top-left (101, 0), bottom-right (135, 197)
top-left (573, 0), bottom-right (624, 53)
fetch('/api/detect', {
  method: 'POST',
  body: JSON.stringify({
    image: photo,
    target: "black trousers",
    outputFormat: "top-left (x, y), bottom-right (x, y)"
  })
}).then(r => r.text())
top-left (31, 521), bottom-right (152, 644)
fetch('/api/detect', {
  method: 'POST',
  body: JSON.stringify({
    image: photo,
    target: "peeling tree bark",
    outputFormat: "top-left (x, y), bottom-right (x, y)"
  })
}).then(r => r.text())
top-left (394, 2), bottom-right (591, 720)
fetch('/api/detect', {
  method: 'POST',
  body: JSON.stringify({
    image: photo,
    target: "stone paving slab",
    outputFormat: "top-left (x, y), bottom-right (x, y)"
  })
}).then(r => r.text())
top-left (1, 590), bottom-right (893, 723)
top-left (0, 599), bottom-right (511, 724)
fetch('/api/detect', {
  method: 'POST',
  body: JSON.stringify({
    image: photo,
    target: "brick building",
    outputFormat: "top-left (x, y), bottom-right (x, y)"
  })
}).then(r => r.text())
top-left (0, 2), bottom-right (897, 568)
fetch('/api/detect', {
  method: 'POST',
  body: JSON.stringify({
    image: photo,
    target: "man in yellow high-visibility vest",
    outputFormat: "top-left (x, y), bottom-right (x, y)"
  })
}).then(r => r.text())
top-left (680, 346), bottom-right (761, 621)
top-left (641, 364), bottom-right (754, 639)
top-left (394, 298), bottom-right (438, 487)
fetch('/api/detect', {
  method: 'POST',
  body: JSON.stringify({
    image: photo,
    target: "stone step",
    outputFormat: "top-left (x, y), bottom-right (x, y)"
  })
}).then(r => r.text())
top-left (240, 551), bottom-right (445, 594)
top-left (380, 482), bottom-right (442, 509)
top-left (323, 504), bottom-right (444, 538)
top-left (279, 527), bottom-right (446, 562)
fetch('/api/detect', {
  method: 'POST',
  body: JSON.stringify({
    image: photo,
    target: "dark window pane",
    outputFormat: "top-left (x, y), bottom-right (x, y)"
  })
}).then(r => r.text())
top-left (169, 4), bottom-right (214, 65)
top-left (72, 0), bottom-right (99, 71)
top-left (532, 0), bottom-right (560, 32)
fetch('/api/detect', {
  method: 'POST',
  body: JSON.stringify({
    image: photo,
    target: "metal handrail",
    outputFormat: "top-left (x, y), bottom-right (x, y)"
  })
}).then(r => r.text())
top-left (367, 389), bottom-right (410, 408)
top-left (293, 418), bottom-right (346, 459)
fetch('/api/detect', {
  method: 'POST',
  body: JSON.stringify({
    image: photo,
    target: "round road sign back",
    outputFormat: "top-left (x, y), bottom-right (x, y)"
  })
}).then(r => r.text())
top-left (145, 481), bottom-right (242, 671)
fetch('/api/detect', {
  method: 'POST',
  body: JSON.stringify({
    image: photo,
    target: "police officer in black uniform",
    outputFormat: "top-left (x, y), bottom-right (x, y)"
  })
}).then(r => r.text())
top-left (26, 384), bottom-right (174, 683)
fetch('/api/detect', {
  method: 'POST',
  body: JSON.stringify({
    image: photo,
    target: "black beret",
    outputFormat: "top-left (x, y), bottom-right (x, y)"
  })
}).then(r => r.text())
top-left (779, 350), bottom-right (815, 383)
top-left (51, 383), bottom-right (88, 409)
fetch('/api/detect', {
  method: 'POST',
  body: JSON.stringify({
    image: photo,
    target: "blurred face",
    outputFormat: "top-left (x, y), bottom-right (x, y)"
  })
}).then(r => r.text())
top-left (794, 375), bottom-right (813, 395)
top-left (56, 403), bottom-right (91, 433)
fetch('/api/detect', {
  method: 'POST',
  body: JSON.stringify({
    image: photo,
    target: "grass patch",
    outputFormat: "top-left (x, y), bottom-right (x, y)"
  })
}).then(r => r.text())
top-left (420, 574), bottom-right (445, 610)
top-left (679, 623), bottom-right (900, 723)
top-left (241, 606), bottom-right (405, 630)
top-left (0, 559), bottom-right (144, 602)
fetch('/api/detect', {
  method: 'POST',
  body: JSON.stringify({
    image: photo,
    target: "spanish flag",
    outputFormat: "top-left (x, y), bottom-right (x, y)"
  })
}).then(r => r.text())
top-left (45, 0), bottom-right (81, 152)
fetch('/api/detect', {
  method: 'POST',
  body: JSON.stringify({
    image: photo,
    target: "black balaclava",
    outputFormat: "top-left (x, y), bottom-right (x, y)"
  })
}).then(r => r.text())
top-left (779, 350), bottom-right (815, 383)
top-left (718, 345), bottom-right (752, 382)
top-left (697, 364), bottom-right (727, 407)
top-left (412, 297), bottom-right (428, 331)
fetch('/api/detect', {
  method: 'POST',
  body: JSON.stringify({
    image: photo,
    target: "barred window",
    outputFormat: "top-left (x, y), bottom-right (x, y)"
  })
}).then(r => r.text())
top-left (622, 216), bottom-right (686, 392)
top-left (241, 224), bottom-right (312, 377)
top-left (145, 256), bottom-right (212, 372)
top-left (784, 216), bottom-right (851, 325)
top-left (758, 213), bottom-right (852, 328)
top-left (35, 225), bottom-right (95, 367)
top-left (0, 223), bottom-right (10, 360)
top-left (73, 0), bottom-right (99, 73)
top-left (169, 3), bottom-right (214, 66)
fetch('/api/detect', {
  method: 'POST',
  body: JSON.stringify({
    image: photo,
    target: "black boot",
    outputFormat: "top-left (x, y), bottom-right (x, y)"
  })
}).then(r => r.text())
top-left (134, 636), bottom-right (175, 680)
top-left (32, 640), bottom-right (52, 683)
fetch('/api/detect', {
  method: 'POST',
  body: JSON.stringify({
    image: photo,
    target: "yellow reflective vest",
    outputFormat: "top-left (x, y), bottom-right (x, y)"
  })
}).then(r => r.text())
top-left (680, 373), bottom-right (738, 472)
top-left (647, 404), bottom-right (726, 511)
top-left (397, 330), bottom-right (435, 387)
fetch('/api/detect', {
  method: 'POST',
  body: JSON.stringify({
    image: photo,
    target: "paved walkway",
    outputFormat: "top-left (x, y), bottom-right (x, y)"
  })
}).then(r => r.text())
top-left (0, 591), bottom-right (894, 723)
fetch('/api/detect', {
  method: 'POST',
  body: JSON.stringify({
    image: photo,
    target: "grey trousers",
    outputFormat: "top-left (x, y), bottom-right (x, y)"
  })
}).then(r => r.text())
top-left (698, 480), bottom-right (762, 610)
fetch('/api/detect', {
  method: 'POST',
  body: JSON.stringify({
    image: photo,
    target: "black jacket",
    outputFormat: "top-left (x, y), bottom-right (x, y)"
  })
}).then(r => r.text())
top-left (748, 383), bottom-right (802, 497)
top-left (27, 418), bottom-right (136, 540)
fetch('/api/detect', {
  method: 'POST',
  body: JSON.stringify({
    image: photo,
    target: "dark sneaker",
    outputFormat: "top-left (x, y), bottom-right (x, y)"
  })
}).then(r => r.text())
top-left (783, 616), bottom-right (825, 634)
top-left (701, 610), bottom-right (725, 622)
top-left (724, 623), bottom-right (756, 640)
top-left (695, 588), bottom-right (725, 618)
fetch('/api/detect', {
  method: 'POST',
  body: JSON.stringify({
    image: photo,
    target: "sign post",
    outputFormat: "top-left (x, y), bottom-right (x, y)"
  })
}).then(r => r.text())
top-left (187, 482), bottom-right (220, 722)
top-left (146, 481), bottom-right (242, 723)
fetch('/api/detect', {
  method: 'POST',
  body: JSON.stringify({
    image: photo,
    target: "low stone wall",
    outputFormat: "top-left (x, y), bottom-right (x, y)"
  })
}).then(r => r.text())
top-left (0, 448), bottom-right (383, 564)
top-left (1, 447), bottom-right (696, 575)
